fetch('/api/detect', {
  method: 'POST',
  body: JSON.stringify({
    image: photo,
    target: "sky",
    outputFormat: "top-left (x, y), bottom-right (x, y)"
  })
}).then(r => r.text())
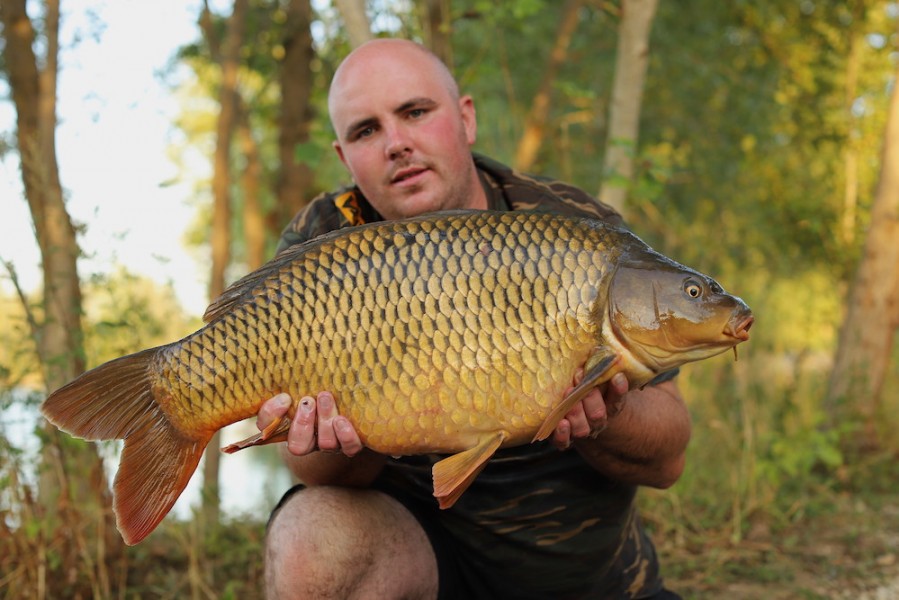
top-left (1, 0), bottom-right (218, 317)
top-left (1, 0), bottom-right (293, 518)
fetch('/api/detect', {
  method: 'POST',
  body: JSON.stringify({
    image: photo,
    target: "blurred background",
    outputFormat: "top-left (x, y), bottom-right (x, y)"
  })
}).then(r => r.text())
top-left (1, 1), bottom-right (898, 598)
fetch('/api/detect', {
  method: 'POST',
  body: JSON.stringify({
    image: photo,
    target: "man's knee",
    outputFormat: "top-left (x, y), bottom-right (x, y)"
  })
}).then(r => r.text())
top-left (265, 486), bottom-right (437, 600)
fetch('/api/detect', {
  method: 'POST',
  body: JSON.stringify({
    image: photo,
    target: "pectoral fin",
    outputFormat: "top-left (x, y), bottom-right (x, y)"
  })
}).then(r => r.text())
top-left (532, 352), bottom-right (618, 442)
top-left (432, 431), bottom-right (506, 509)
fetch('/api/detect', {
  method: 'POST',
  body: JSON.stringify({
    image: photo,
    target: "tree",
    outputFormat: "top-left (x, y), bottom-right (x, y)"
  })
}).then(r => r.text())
top-left (334, 0), bottom-right (372, 49)
top-left (421, 0), bottom-right (452, 65)
top-left (513, 0), bottom-right (585, 172)
top-left (0, 0), bottom-right (120, 595)
top-left (826, 46), bottom-right (899, 448)
top-left (274, 0), bottom-right (316, 236)
top-left (598, 0), bottom-right (659, 216)
top-left (199, 0), bottom-right (249, 527)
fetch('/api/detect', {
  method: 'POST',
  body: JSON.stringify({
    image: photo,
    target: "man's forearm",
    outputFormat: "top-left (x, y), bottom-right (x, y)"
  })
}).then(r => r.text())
top-left (282, 446), bottom-right (387, 488)
top-left (574, 379), bottom-right (691, 488)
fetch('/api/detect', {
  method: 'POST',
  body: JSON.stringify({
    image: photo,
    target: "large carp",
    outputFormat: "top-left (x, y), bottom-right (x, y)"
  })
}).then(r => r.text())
top-left (42, 210), bottom-right (752, 545)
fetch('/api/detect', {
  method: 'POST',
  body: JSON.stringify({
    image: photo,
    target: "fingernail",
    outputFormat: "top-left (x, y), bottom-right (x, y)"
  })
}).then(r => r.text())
top-left (276, 394), bottom-right (291, 408)
top-left (335, 418), bottom-right (350, 433)
top-left (299, 397), bottom-right (314, 414)
top-left (318, 393), bottom-right (333, 411)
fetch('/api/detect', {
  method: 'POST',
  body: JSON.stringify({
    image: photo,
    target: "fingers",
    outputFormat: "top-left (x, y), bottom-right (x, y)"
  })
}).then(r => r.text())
top-left (286, 395), bottom-right (317, 456)
top-left (553, 372), bottom-right (631, 448)
top-left (333, 417), bottom-right (363, 457)
top-left (604, 373), bottom-right (628, 418)
top-left (317, 392), bottom-right (363, 457)
top-left (283, 391), bottom-right (364, 457)
top-left (552, 418), bottom-right (572, 450)
top-left (315, 392), bottom-right (339, 451)
top-left (256, 392), bottom-right (292, 432)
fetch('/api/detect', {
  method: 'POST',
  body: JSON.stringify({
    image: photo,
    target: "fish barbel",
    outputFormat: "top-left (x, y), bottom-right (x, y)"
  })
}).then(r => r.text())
top-left (41, 210), bottom-right (753, 544)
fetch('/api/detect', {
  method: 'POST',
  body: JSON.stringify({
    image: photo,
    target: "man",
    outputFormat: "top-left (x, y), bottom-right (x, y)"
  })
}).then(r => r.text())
top-left (260, 38), bottom-right (690, 599)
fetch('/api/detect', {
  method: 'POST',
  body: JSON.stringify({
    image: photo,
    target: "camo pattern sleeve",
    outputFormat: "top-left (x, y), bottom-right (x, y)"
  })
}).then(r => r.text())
top-left (275, 186), bottom-right (379, 255)
top-left (473, 153), bottom-right (625, 226)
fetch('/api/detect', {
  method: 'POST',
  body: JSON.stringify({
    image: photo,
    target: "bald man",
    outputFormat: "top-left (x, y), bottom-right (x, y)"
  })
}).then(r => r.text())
top-left (260, 39), bottom-right (689, 600)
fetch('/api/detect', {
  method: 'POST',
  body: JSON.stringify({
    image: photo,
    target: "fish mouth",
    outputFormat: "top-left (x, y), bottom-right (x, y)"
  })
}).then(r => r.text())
top-left (724, 314), bottom-right (754, 341)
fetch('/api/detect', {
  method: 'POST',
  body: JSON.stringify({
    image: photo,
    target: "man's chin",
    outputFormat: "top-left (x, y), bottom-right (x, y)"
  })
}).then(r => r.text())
top-left (384, 191), bottom-right (445, 219)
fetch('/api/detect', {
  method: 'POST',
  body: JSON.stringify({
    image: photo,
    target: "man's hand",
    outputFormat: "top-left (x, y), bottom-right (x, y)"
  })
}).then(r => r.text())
top-left (257, 391), bottom-right (364, 457)
top-left (552, 371), bottom-right (629, 450)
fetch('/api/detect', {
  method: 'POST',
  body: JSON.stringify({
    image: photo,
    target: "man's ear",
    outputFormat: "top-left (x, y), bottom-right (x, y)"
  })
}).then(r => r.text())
top-left (459, 95), bottom-right (477, 145)
top-left (333, 140), bottom-right (348, 167)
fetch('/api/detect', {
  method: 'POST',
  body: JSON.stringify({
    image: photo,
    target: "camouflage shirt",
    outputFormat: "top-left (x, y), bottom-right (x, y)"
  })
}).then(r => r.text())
top-left (277, 154), bottom-right (668, 599)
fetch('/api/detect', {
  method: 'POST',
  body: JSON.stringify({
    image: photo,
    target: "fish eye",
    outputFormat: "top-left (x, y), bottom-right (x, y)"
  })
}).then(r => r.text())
top-left (684, 280), bottom-right (703, 299)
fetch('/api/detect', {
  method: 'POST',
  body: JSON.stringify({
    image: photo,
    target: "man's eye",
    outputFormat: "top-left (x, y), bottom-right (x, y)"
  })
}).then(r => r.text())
top-left (356, 127), bottom-right (375, 139)
top-left (409, 108), bottom-right (426, 118)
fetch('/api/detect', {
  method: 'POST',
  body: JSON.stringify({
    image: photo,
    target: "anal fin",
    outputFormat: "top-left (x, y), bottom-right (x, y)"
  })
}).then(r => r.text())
top-left (432, 431), bottom-right (506, 509)
top-left (532, 352), bottom-right (617, 442)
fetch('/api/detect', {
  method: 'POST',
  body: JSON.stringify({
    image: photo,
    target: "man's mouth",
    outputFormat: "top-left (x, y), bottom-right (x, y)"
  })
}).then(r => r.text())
top-left (391, 166), bottom-right (428, 184)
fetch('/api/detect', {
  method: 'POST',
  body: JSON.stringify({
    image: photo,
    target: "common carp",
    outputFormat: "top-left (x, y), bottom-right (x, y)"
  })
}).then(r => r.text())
top-left (42, 210), bottom-right (752, 545)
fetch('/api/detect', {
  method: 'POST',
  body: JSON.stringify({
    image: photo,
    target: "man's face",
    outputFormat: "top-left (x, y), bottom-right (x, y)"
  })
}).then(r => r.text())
top-left (329, 45), bottom-right (483, 220)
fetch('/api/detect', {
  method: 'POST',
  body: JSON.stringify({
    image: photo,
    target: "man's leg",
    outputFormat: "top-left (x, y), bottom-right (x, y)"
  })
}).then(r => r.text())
top-left (265, 486), bottom-right (439, 600)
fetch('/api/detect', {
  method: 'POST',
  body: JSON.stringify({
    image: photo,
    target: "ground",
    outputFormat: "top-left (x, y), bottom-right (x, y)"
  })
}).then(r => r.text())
top-left (657, 491), bottom-right (899, 599)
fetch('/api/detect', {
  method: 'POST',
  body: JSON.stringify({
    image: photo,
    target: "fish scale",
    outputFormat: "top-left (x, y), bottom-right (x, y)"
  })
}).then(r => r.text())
top-left (41, 209), bottom-right (753, 545)
top-left (166, 212), bottom-right (596, 452)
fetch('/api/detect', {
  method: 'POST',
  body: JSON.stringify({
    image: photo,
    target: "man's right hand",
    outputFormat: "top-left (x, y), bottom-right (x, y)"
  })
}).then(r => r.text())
top-left (257, 391), bottom-right (364, 457)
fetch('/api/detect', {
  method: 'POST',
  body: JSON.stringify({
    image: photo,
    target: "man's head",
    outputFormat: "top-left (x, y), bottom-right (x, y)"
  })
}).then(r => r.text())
top-left (327, 39), bottom-right (487, 220)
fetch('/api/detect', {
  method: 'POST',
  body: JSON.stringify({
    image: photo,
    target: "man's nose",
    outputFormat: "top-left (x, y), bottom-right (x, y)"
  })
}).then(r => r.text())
top-left (384, 124), bottom-right (411, 159)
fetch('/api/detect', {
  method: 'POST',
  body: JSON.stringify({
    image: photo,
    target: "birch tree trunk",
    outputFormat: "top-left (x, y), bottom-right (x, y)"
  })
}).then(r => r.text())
top-left (826, 51), bottom-right (899, 450)
top-left (1, 0), bottom-right (119, 594)
top-left (334, 0), bottom-right (372, 48)
top-left (513, 0), bottom-right (584, 172)
top-left (598, 0), bottom-right (659, 216)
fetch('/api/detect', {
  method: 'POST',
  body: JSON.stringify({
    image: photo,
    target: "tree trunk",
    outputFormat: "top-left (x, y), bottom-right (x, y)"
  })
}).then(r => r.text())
top-left (422, 0), bottom-right (452, 67)
top-left (826, 51), bottom-right (899, 450)
top-left (239, 108), bottom-right (265, 271)
top-left (1, 0), bottom-right (119, 594)
top-left (598, 0), bottom-right (659, 216)
top-left (513, 0), bottom-right (584, 172)
top-left (273, 0), bottom-right (315, 236)
top-left (334, 0), bottom-right (372, 48)
top-left (841, 2), bottom-right (865, 246)
top-left (202, 0), bottom-right (248, 527)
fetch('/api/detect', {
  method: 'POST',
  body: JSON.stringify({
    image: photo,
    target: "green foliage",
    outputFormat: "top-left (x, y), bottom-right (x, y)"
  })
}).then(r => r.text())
top-left (82, 267), bottom-right (203, 366)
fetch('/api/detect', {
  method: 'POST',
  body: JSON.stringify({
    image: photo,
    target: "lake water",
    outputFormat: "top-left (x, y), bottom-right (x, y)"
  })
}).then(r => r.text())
top-left (2, 396), bottom-right (294, 523)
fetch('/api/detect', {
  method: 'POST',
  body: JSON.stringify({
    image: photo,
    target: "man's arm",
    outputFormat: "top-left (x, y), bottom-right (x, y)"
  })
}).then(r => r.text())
top-left (557, 377), bottom-right (691, 489)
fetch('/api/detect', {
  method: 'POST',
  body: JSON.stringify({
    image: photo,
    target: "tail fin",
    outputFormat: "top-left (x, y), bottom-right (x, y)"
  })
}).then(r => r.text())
top-left (41, 348), bottom-right (209, 545)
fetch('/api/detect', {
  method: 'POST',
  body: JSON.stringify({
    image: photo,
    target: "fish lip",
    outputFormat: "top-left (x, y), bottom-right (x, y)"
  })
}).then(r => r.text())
top-left (725, 315), bottom-right (754, 341)
top-left (390, 165), bottom-right (428, 184)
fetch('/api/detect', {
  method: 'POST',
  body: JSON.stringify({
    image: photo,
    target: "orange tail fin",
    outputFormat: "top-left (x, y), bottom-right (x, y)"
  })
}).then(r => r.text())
top-left (41, 348), bottom-right (209, 545)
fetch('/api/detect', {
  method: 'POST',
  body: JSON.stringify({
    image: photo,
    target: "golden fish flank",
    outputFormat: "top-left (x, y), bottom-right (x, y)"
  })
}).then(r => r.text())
top-left (41, 210), bottom-right (752, 545)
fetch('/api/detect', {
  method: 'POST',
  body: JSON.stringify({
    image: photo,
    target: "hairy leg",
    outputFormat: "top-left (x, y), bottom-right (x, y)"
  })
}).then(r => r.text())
top-left (265, 486), bottom-right (439, 600)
